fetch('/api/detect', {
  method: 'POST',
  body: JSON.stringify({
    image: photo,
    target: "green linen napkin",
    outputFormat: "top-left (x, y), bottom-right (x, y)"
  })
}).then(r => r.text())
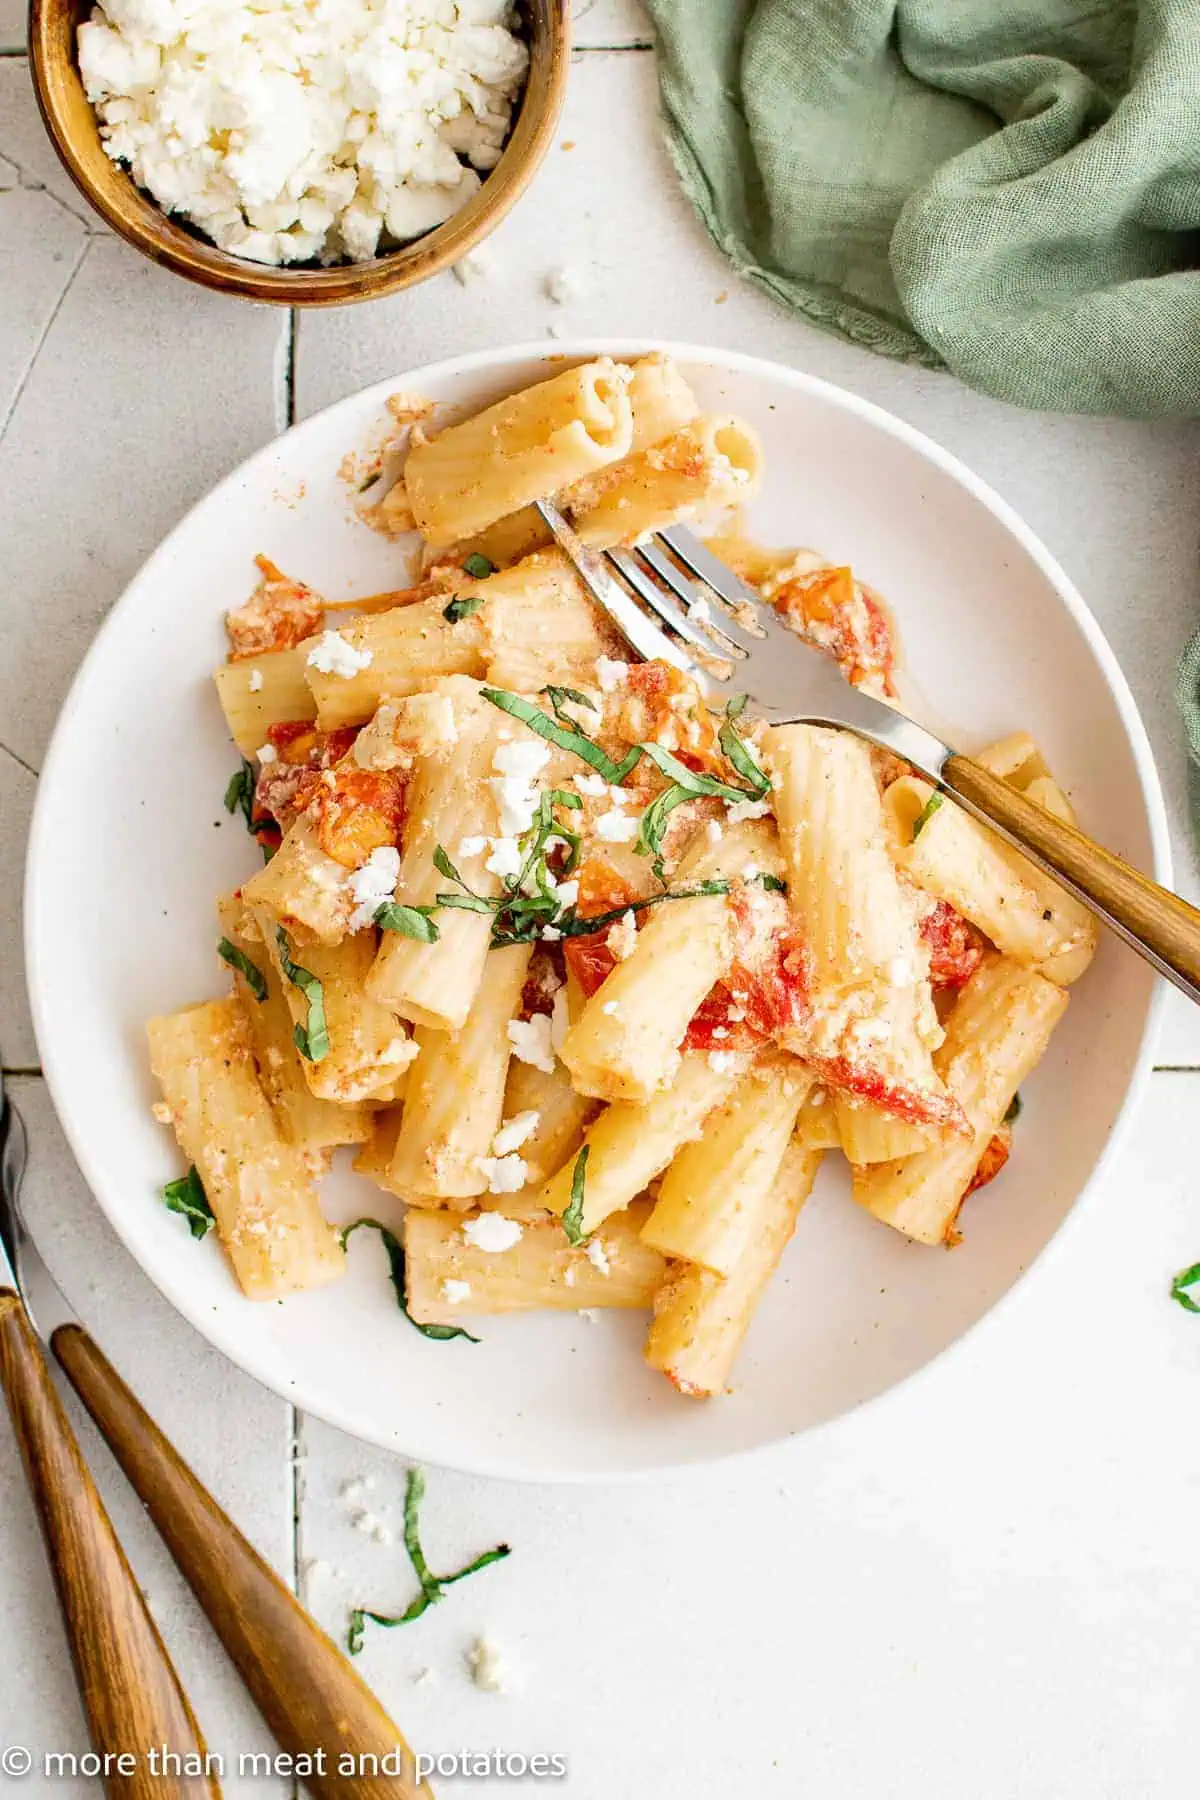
top-left (642, 0), bottom-right (1200, 419)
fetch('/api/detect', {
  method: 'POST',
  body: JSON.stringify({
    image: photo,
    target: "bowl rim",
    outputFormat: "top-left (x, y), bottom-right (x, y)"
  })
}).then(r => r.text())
top-left (26, 0), bottom-right (570, 306)
top-left (25, 337), bottom-right (1172, 1483)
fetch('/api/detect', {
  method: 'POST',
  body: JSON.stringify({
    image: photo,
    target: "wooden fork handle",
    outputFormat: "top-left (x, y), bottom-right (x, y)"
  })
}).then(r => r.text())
top-left (943, 753), bottom-right (1200, 1002)
top-left (0, 1291), bottom-right (218, 1799)
top-left (52, 1323), bottom-right (433, 1800)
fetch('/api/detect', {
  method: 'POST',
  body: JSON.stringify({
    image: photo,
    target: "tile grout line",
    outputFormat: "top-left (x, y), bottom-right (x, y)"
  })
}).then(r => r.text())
top-left (0, 234), bottom-right (91, 445)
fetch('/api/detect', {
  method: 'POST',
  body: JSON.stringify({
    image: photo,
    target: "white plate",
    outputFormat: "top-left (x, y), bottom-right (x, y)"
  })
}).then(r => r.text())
top-left (26, 340), bottom-right (1169, 1482)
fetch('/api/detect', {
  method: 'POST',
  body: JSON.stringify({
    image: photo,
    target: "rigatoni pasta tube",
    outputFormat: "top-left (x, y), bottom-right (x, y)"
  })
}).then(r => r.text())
top-left (305, 596), bottom-right (486, 730)
top-left (478, 552), bottom-right (621, 692)
top-left (767, 724), bottom-right (951, 1126)
top-left (366, 677), bottom-right (509, 1031)
top-left (503, 1054), bottom-right (600, 1188)
top-left (240, 815), bottom-right (355, 946)
top-left (388, 944), bottom-right (532, 1202)
top-left (793, 1082), bottom-right (841, 1151)
top-left (404, 358), bottom-right (635, 548)
top-left (853, 957), bottom-right (1068, 1245)
top-left (450, 355), bottom-right (702, 567)
top-left (538, 1051), bottom-right (744, 1235)
top-left (146, 998), bottom-right (344, 1300)
top-left (256, 913), bottom-right (417, 1104)
top-left (566, 416), bottom-right (763, 550)
top-left (214, 642), bottom-right (316, 756)
top-left (216, 896), bottom-right (370, 1150)
top-left (560, 818), bottom-right (778, 1104)
top-left (645, 1145), bottom-right (821, 1398)
top-left (404, 1201), bottom-right (664, 1324)
top-left (882, 774), bottom-right (1095, 981)
top-left (835, 1097), bottom-right (936, 1165)
top-left (641, 1063), bottom-right (812, 1275)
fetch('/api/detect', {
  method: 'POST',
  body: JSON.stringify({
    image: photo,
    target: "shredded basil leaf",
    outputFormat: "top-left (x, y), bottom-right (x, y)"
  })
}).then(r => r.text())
top-left (1170, 1262), bottom-right (1200, 1314)
top-left (275, 927), bottom-right (330, 1062)
top-left (341, 1219), bottom-right (478, 1342)
top-left (346, 1467), bottom-right (510, 1655)
top-left (561, 1145), bottom-right (590, 1246)
top-left (443, 594), bottom-right (484, 624)
top-left (358, 471), bottom-right (381, 493)
top-left (481, 687), bottom-right (640, 783)
top-left (433, 845), bottom-right (475, 891)
top-left (223, 759), bottom-right (256, 829)
top-left (636, 742), bottom-right (752, 805)
top-left (542, 685), bottom-right (598, 732)
top-left (1004, 1092), bottom-right (1022, 1124)
top-left (912, 792), bottom-right (945, 839)
top-left (725, 693), bottom-right (749, 721)
top-left (374, 903), bottom-right (440, 943)
top-left (162, 1166), bottom-right (214, 1240)
top-left (462, 552), bottom-right (496, 580)
top-left (217, 936), bottom-right (268, 1002)
top-left (636, 782), bottom-right (698, 881)
top-left (718, 716), bottom-right (770, 797)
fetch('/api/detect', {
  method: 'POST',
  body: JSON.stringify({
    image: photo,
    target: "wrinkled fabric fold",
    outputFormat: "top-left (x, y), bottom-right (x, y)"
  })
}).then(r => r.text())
top-left (644, 0), bottom-right (1200, 418)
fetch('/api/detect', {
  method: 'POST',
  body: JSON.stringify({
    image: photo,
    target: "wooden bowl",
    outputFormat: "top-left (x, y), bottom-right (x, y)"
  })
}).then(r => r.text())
top-left (29, 0), bottom-right (569, 306)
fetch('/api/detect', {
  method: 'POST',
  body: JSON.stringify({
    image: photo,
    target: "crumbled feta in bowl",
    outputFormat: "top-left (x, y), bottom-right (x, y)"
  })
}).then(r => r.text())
top-left (74, 0), bottom-right (532, 269)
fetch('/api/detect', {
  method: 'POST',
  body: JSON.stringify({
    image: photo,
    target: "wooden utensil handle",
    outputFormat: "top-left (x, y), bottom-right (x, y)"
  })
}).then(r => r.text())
top-left (0, 1292), bottom-right (219, 1800)
top-left (943, 753), bottom-right (1200, 1002)
top-left (52, 1323), bottom-right (433, 1800)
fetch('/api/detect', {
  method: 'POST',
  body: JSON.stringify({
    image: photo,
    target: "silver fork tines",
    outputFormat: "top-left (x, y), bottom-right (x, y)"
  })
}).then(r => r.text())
top-left (607, 545), bottom-right (744, 660)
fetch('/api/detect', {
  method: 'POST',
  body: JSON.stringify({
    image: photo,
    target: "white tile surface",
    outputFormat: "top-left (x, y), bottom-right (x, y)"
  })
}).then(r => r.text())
top-left (5, 22), bottom-right (1200, 1797)
top-left (572, 0), bottom-right (651, 46)
top-left (297, 1071), bottom-right (1200, 1800)
top-left (0, 1080), bottom-right (290, 1795)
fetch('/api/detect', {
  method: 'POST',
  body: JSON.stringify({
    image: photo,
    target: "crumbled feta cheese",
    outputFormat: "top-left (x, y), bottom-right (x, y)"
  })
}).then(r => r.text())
top-left (573, 771), bottom-right (608, 797)
top-left (452, 247), bottom-right (494, 284)
top-left (346, 845), bottom-right (401, 931)
top-left (554, 879), bottom-right (579, 909)
top-left (541, 924), bottom-right (563, 942)
top-left (608, 909), bottom-right (638, 962)
top-left (493, 738), bottom-right (551, 782)
top-left (457, 835), bottom-right (488, 859)
top-left (706, 819), bottom-right (724, 843)
top-left (601, 1000), bottom-right (621, 1017)
top-left (710, 1026), bottom-right (729, 1040)
top-left (687, 596), bottom-right (712, 624)
top-left (808, 1086), bottom-right (827, 1107)
top-left (586, 1239), bottom-right (611, 1276)
top-left (77, 4), bottom-right (530, 269)
top-left (491, 1109), bottom-right (540, 1155)
top-left (151, 1100), bottom-right (172, 1124)
top-left (467, 1636), bottom-right (518, 1694)
top-left (563, 1262), bottom-right (578, 1287)
top-left (485, 836), bottom-right (523, 880)
top-left (544, 264), bottom-right (583, 304)
top-left (888, 953), bottom-right (916, 987)
top-left (595, 807), bottom-right (638, 843)
top-left (373, 1523), bottom-right (394, 1546)
top-left (462, 1209), bottom-right (524, 1248)
top-left (248, 668), bottom-right (264, 693)
top-left (255, 742), bottom-right (278, 765)
top-left (726, 797), bottom-right (771, 822)
top-left (441, 1278), bottom-right (471, 1305)
top-left (595, 656), bottom-right (629, 692)
top-left (707, 1050), bottom-right (736, 1074)
top-left (507, 1014), bottom-right (555, 1074)
top-left (550, 987), bottom-right (570, 1052)
top-left (306, 630), bottom-right (372, 678)
top-left (490, 737), bottom-right (550, 836)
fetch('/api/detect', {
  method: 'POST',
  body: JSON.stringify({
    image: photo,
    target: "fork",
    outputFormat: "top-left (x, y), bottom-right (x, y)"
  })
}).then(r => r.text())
top-left (534, 499), bottom-right (1200, 1007)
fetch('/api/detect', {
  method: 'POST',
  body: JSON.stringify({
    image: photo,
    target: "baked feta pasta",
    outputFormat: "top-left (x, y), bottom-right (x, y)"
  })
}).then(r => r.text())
top-left (147, 354), bottom-right (1095, 1399)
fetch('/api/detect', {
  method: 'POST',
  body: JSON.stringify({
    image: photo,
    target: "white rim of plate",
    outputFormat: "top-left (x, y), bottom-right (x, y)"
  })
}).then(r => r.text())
top-left (25, 338), bottom-right (1174, 1483)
